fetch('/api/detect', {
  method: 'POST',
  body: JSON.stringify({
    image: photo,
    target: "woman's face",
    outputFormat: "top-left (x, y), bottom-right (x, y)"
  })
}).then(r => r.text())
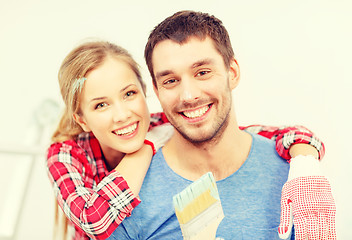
top-left (75, 56), bottom-right (150, 162)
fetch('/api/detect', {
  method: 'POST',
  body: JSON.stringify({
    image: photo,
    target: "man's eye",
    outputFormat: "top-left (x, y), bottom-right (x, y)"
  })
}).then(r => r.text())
top-left (196, 70), bottom-right (210, 77)
top-left (95, 102), bottom-right (107, 109)
top-left (163, 79), bottom-right (177, 85)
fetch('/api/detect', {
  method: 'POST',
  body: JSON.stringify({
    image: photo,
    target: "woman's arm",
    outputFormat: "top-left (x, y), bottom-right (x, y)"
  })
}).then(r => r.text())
top-left (241, 124), bottom-right (335, 238)
top-left (240, 125), bottom-right (324, 160)
top-left (47, 140), bottom-right (153, 240)
top-left (114, 141), bottom-right (154, 197)
top-left (150, 112), bottom-right (325, 160)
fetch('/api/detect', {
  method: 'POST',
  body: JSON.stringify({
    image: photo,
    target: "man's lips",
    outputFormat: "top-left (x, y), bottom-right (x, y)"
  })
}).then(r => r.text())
top-left (181, 104), bottom-right (211, 119)
top-left (113, 122), bottom-right (138, 136)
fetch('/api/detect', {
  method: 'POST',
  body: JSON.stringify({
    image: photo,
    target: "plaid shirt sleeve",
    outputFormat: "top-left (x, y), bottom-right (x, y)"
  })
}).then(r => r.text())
top-left (240, 125), bottom-right (325, 161)
top-left (46, 141), bottom-right (141, 240)
top-left (149, 112), bottom-right (170, 129)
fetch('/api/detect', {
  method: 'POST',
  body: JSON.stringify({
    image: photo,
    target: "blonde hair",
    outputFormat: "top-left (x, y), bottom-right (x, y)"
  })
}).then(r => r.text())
top-left (52, 41), bottom-right (145, 143)
top-left (52, 41), bottom-right (146, 239)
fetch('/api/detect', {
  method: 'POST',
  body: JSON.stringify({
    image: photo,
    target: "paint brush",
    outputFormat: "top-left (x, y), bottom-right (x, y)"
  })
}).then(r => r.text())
top-left (173, 172), bottom-right (224, 240)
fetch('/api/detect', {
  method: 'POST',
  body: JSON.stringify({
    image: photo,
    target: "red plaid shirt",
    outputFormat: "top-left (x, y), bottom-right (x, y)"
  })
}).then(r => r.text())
top-left (46, 112), bottom-right (324, 240)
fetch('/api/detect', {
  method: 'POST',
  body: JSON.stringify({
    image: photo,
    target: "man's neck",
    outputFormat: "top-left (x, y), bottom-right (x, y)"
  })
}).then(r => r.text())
top-left (162, 121), bottom-right (252, 181)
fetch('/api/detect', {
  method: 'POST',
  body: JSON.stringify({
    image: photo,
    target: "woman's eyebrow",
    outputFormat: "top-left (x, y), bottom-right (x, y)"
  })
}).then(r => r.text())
top-left (120, 84), bottom-right (135, 92)
top-left (89, 84), bottom-right (136, 103)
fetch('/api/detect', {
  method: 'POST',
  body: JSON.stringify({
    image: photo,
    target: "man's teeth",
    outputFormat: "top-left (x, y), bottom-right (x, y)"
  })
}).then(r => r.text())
top-left (116, 123), bottom-right (137, 135)
top-left (183, 106), bottom-right (209, 119)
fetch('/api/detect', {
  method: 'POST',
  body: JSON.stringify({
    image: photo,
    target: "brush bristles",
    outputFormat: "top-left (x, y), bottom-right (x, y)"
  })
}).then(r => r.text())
top-left (173, 172), bottom-right (220, 225)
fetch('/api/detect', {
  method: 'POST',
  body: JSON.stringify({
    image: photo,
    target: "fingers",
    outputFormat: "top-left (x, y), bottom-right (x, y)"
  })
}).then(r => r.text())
top-left (323, 208), bottom-right (337, 240)
top-left (293, 206), bottom-right (336, 240)
top-left (325, 192), bottom-right (337, 239)
top-left (327, 207), bottom-right (337, 239)
top-left (292, 215), bottom-right (307, 240)
top-left (305, 212), bottom-right (333, 240)
top-left (278, 201), bottom-right (293, 239)
top-left (307, 215), bottom-right (319, 240)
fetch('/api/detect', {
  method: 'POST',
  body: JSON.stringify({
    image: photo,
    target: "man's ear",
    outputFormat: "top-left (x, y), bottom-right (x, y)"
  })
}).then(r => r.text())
top-left (228, 58), bottom-right (241, 90)
top-left (73, 113), bottom-right (91, 132)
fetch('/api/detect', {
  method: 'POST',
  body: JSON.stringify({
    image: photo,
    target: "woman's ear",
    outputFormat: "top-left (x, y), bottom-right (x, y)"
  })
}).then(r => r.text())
top-left (228, 58), bottom-right (241, 90)
top-left (73, 113), bottom-right (91, 132)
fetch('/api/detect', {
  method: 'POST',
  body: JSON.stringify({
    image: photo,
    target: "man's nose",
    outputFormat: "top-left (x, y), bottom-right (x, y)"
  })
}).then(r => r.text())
top-left (180, 78), bottom-right (201, 103)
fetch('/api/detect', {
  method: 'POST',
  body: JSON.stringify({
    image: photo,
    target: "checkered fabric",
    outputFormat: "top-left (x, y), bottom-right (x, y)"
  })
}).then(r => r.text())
top-left (240, 125), bottom-right (325, 160)
top-left (47, 132), bottom-right (140, 240)
top-left (46, 112), bottom-right (326, 239)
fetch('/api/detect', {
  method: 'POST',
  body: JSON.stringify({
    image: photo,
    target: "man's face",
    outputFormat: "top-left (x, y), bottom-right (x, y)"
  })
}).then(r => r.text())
top-left (152, 37), bottom-right (239, 144)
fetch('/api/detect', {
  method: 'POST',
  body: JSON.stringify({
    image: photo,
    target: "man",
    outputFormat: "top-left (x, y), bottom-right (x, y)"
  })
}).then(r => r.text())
top-left (108, 11), bottom-right (335, 239)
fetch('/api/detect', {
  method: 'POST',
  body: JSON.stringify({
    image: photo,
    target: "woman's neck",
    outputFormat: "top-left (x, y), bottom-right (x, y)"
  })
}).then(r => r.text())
top-left (101, 145), bottom-right (125, 171)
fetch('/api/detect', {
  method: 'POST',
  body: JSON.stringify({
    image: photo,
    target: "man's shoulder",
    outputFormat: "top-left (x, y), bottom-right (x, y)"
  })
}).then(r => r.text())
top-left (148, 148), bottom-right (167, 174)
top-left (247, 132), bottom-right (287, 166)
top-left (249, 131), bottom-right (276, 151)
top-left (251, 131), bottom-right (275, 143)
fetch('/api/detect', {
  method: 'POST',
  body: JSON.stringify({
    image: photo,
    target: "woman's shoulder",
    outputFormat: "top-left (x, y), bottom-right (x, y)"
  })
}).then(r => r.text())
top-left (47, 132), bottom-right (92, 158)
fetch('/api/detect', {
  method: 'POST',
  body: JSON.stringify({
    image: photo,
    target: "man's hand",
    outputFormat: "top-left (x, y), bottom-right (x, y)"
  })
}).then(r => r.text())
top-left (278, 155), bottom-right (336, 239)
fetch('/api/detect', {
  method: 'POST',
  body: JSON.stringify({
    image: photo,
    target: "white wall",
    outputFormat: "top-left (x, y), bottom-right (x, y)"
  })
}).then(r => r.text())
top-left (0, 0), bottom-right (351, 239)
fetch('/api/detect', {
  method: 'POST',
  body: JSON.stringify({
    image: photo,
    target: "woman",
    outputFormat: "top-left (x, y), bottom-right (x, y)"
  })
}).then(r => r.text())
top-left (46, 41), bottom-right (324, 240)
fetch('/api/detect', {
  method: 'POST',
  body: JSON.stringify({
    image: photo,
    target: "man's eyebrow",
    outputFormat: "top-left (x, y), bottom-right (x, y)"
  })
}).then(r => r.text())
top-left (191, 58), bottom-right (214, 69)
top-left (156, 70), bottom-right (174, 80)
top-left (155, 59), bottom-right (214, 80)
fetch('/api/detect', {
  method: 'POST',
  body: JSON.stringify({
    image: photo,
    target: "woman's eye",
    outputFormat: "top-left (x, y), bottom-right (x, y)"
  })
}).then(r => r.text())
top-left (95, 102), bottom-right (107, 109)
top-left (125, 90), bottom-right (137, 98)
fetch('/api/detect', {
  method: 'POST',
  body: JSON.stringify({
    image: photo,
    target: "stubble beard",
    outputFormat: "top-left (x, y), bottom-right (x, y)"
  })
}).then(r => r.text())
top-left (167, 93), bottom-right (233, 149)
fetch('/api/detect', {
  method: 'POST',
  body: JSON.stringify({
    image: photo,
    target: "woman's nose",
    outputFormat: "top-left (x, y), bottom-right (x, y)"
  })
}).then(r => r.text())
top-left (112, 102), bottom-right (132, 123)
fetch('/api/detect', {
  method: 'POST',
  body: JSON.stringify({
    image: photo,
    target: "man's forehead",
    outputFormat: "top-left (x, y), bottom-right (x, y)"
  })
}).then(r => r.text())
top-left (152, 37), bottom-right (219, 70)
top-left (153, 36), bottom-right (213, 51)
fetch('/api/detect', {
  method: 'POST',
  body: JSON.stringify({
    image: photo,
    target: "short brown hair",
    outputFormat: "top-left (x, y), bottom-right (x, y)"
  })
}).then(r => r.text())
top-left (144, 10), bottom-right (235, 87)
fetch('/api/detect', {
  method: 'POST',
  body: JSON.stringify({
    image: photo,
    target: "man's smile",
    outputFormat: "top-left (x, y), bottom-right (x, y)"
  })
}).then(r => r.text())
top-left (180, 104), bottom-right (212, 121)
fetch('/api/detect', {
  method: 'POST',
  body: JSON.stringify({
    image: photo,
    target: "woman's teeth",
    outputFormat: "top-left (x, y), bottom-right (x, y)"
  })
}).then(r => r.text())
top-left (183, 105), bottom-right (209, 119)
top-left (115, 123), bottom-right (137, 135)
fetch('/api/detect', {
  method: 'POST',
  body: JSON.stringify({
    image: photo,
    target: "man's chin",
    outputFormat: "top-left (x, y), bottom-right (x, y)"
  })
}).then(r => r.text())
top-left (177, 129), bottom-right (215, 144)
